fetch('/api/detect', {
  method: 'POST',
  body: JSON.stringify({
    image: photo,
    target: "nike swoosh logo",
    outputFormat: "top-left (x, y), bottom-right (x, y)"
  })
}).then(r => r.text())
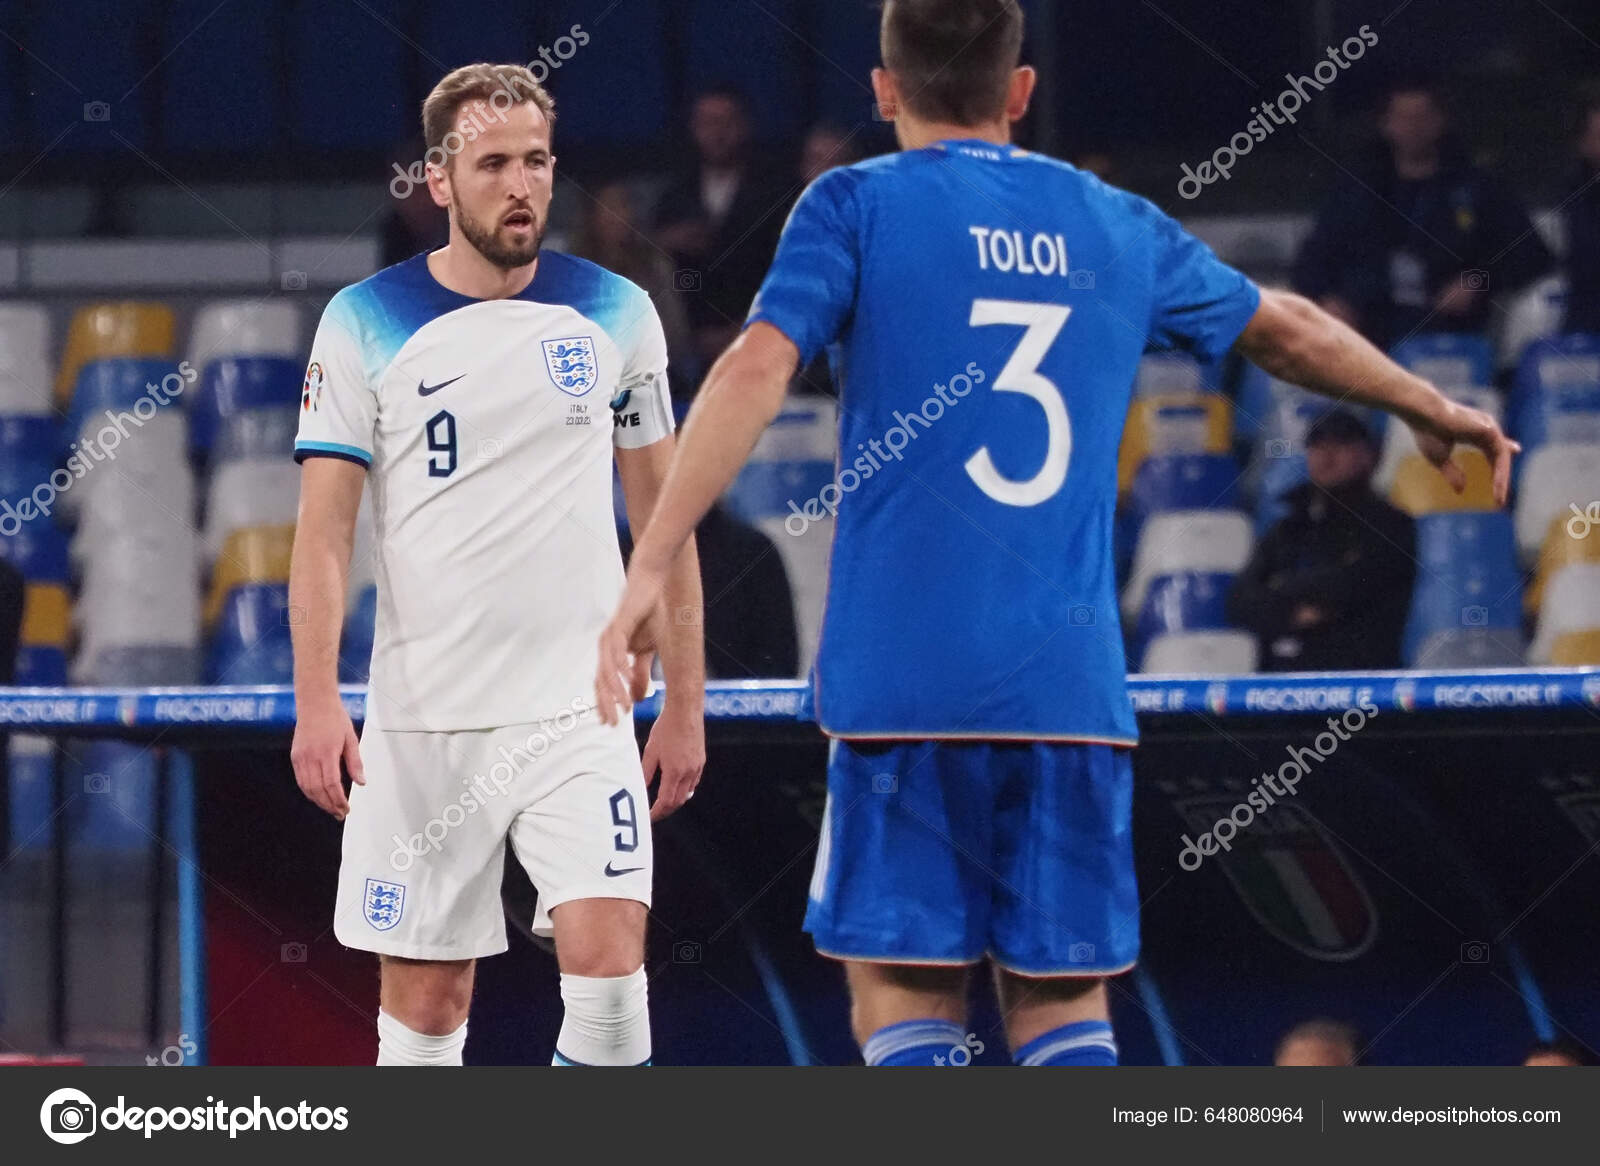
top-left (418, 375), bottom-right (465, 397)
top-left (604, 862), bottom-right (644, 877)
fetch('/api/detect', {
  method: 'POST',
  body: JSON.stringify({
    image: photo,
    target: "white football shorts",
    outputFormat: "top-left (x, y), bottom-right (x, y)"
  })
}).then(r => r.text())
top-left (334, 705), bottom-right (652, 960)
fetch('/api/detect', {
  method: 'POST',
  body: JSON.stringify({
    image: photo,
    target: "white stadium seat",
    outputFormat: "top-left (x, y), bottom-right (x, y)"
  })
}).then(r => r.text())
top-left (1515, 444), bottom-right (1600, 564)
top-left (0, 302), bottom-right (54, 416)
top-left (187, 299), bottom-right (303, 368)
top-left (1123, 509), bottom-right (1253, 620)
top-left (1496, 273), bottom-right (1567, 372)
top-left (1528, 563), bottom-right (1600, 665)
top-left (59, 410), bottom-right (190, 521)
top-left (203, 459), bottom-right (301, 562)
top-left (1141, 630), bottom-right (1258, 674)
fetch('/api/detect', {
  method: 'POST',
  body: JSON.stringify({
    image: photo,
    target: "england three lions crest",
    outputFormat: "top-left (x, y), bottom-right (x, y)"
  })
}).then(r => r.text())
top-left (364, 878), bottom-right (405, 931)
top-left (543, 336), bottom-right (598, 396)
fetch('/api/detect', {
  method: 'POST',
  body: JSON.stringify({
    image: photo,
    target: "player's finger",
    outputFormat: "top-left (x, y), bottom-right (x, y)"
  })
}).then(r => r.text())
top-left (640, 734), bottom-right (661, 787)
top-left (321, 753), bottom-right (350, 819)
top-left (628, 651), bottom-right (653, 703)
top-left (343, 725), bottom-right (365, 786)
top-left (595, 629), bottom-right (627, 724)
top-left (1439, 456), bottom-right (1466, 494)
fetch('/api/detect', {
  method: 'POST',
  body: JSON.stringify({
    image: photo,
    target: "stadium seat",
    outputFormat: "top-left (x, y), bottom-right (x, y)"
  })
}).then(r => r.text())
top-left (55, 302), bottom-right (176, 407)
top-left (187, 300), bottom-right (302, 369)
top-left (1134, 570), bottom-right (1234, 655)
top-left (206, 524), bottom-right (295, 627)
top-left (0, 303), bottom-right (53, 416)
top-left (1404, 513), bottom-right (1521, 663)
top-left (1497, 274), bottom-right (1568, 373)
top-left (1135, 352), bottom-right (1204, 397)
top-left (1232, 364), bottom-right (1276, 444)
top-left (1118, 393), bottom-right (1232, 494)
top-left (1412, 627), bottom-right (1528, 669)
top-left (212, 407), bottom-right (300, 466)
top-left (1526, 512), bottom-right (1600, 615)
top-left (62, 411), bottom-right (192, 527)
top-left (1528, 564), bottom-right (1600, 664)
top-left (341, 583), bottom-right (378, 684)
top-left (1128, 453), bottom-right (1241, 522)
top-left (64, 356), bottom-right (185, 441)
top-left (87, 645), bottom-right (200, 685)
top-left (15, 645), bottom-right (68, 685)
top-left (1391, 333), bottom-right (1494, 390)
top-left (190, 356), bottom-right (303, 457)
top-left (203, 460), bottom-right (300, 562)
top-left (1374, 385), bottom-right (1501, 491)
top-left (207, 582), bottom-right (294, 684)
top-left (71, 741), bottom-right (158, 854)
top-left (1514, 444), bottom-right (1600, 563)
top-left (69, 460), bottom-right (197, 574)
top-left (1123, 509), bottom-right (1253, 620)
top-left (74, 527), bottom-right (202, 682)
top-left (1510, 334), bottom-right (1600, 453)
top-left (0, 522), bottom-right (68, 584)
top-left (1550, 628), bottom-right (1600, 665)
top-left (1141, 629), bottom-right (1258, 674)
top-left (1388, 451), bottom-right (1497, 516)
top-left (20, 583), bottom-right (70, 650)
top-left (0, 416), bottom-right (61, 499)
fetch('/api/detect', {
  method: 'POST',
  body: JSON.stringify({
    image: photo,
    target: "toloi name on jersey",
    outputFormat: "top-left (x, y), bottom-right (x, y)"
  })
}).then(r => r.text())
top-left (968, 226), bottom-right (1070, 277)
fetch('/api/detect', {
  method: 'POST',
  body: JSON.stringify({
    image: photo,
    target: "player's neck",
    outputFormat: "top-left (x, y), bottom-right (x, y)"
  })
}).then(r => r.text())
top-left (896, 118), bottom-right (1011, 152)
top-left (427, 242), bottom-right (538, 301)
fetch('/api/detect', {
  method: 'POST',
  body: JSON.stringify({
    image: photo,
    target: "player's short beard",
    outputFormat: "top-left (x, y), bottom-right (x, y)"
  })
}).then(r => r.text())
top-left (455, 201), bottom-right (545, 270)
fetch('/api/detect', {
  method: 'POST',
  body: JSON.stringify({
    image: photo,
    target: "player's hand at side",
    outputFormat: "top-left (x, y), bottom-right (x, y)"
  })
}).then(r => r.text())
top-left (641, 702), bottom-right (705, 821)
top-left (596, 574), bottom-right (668, 725)
top-left (1408, 396), bottom-right (1520, 507)
top-left (290, 696), bottom-right (364, 820)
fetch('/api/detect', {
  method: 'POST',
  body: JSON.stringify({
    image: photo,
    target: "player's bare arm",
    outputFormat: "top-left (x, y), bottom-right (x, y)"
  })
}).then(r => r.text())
top-left (597, 322), bottom-right (798, 722)
top-left (615, 434), bottom-right (708, 820)
top-left (1235, 287), bottom-right (1519, 505)
top-left (288, 456), bottom-right (366, 820)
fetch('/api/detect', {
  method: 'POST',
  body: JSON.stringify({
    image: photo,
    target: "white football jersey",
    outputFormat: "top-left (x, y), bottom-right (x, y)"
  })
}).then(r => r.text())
top-left (294, 251), bottom-right (674, 731)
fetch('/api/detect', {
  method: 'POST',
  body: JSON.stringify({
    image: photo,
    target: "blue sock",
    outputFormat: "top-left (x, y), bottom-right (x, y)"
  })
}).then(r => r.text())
top-left (862, 1019), bottom-right (968, 1066)
top-left (1014, 1020), bottom-right (1118, 1066)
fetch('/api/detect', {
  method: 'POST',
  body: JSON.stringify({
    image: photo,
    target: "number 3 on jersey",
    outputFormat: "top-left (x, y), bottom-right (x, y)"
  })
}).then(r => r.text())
top-left (964, 299), bottom-right (1071, 507)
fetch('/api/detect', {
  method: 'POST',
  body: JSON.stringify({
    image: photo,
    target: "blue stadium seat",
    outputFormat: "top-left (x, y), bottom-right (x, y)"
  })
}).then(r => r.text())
top-left (65, 357), bottom-right (183, 442)
top-left (1391, 333), bottom-right (1493, 390)
top-left (1233, 364), bottom-right (1276, 443)
top-left (1510, 334), bottom-right (1600, 453)
top-left (191, 357), bottom-right (302, 457)
top-left (1134, 571), bottom-right (1234, 657)
top-left (15, 645), bottom-right (68, 685)
top-left (341, 584), bottom-right (378, 684)
top-left (24, 0), bottom-right (149, 151)
top-left (70, 741), bottom-right (158, 854)
top-left (1403, 512), bottom-right (1521, 663)
top-left (1128, 453), bottom-right (1241, 521)
top-left (159, 0), bottom-right (280, 151)
top-left (0, 416), bottom-right (60, 496)
top-left (207, 582), bottom-right (294, 684)
top-left (0, 522), bottom-right (69, 583)
top-left (287, 0), bottom-right (407, 149)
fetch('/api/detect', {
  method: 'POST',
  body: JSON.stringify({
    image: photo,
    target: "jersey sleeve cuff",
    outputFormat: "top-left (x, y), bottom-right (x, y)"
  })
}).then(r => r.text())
top-left (744, 311), bottom-right (818, 368)
top-left (294, 440), bottom-right (372, 468)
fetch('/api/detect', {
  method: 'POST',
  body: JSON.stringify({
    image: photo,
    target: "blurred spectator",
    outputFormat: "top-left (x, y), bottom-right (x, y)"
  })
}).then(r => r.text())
top-left (799, 122), bottom-right (864, 186)
top-left (1227, 410), bottom-right (1415, 672)
top-left (622, 502), bottom-right (798, 679)
top-left (572, 181), bottom-right (697, 395)
top-left (1522, 1040), bottom-right (1588, 1067)
top-left (1275, 1018), bottom-right (1363, 1066)
top-left (654, 88), bottom-right (791, 370)
top-left (1562, 88), bottom-right (1600, 334)
top-left (1292, 80), bottom-right (1552, 347)
top-left (381, 139), bottom-right (449, 268)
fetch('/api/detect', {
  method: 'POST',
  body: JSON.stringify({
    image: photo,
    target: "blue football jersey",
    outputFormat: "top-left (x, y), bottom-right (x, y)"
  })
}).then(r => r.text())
top-left (748, 139), bottom-right (1260, 742)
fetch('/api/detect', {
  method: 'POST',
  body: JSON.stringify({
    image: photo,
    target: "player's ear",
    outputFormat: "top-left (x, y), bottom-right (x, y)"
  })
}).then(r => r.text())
top-left (870, 67), bottom-right (898, 122)
top-left (1006, 66), bottom-right (1037, 124)
top-left (426, 161), bottom-right (451, 210)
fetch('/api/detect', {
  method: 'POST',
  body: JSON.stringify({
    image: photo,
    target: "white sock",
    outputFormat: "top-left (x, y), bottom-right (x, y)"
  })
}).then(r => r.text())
top-left (552, 968), bottom-right (651, 1066)
top-left (376, 1008), bottom-right (467, 1066)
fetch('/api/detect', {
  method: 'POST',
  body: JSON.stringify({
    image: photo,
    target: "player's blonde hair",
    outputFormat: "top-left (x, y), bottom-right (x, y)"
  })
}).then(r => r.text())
top-left (421, 63), bottom-right (556, 158)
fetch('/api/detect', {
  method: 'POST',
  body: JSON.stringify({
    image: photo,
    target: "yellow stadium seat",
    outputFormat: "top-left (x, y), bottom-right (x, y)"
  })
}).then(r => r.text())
top-left (20, 583), bottom-right (71, 647)
top-left (1526, 513), bottom-right (1600, 616)
top-left (1550, 629), bottom-right (1600, 666)
top-left (55, 301), bottom-right (176, 406)
top-left (1118, 392), bottom-right (1232, 494)
top-left (1388, 450), bottom-right (1497, 516)
top-left (205, 524), bottom-right (296, 627)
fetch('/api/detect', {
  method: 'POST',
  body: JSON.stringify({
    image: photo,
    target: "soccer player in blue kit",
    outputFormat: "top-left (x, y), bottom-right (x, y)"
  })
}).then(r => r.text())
top-left (597, 0), bottom-right (1517, 1065)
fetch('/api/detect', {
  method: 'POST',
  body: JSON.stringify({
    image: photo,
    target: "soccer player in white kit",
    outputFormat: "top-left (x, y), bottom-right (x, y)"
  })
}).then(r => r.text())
top-left (288, 64), bottom-right (705, 1067)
